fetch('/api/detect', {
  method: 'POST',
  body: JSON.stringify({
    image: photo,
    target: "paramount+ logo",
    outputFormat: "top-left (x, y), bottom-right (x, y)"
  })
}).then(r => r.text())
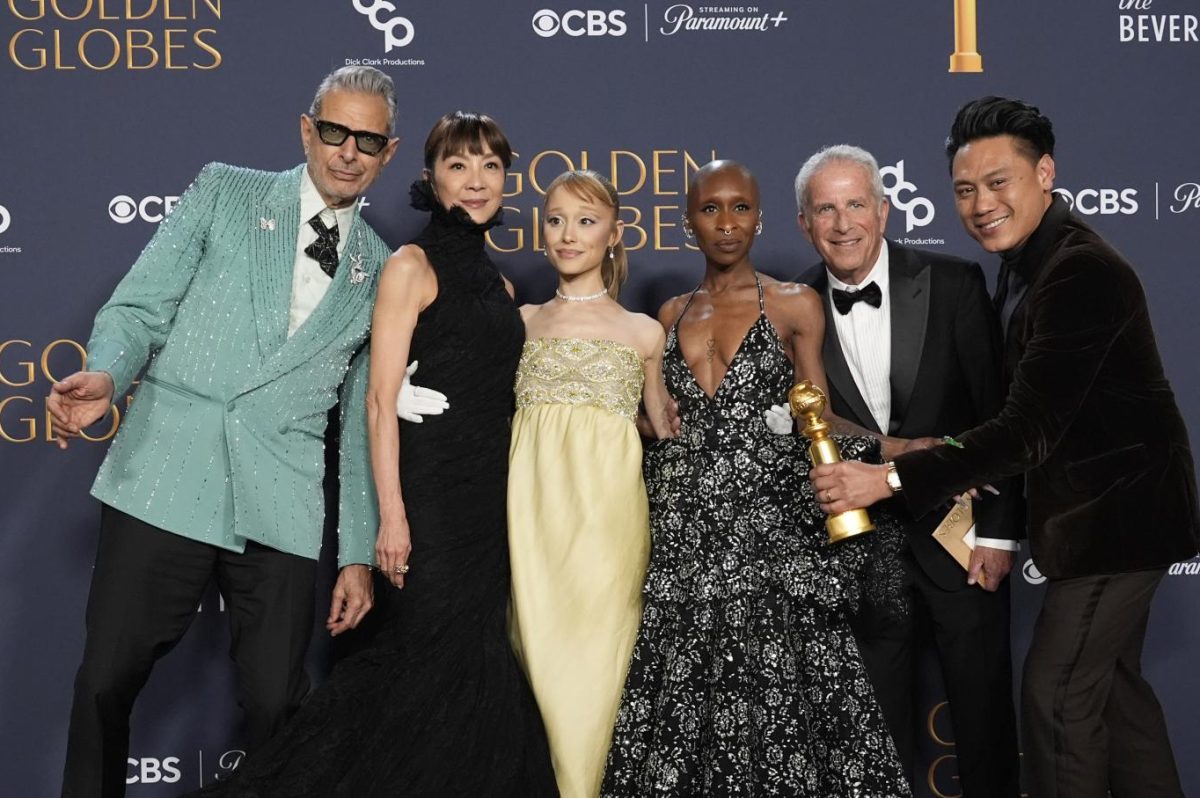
top-left (532, 8), bottom-right (628, 38)
top-left (109, 194), bottom-right (179, 224)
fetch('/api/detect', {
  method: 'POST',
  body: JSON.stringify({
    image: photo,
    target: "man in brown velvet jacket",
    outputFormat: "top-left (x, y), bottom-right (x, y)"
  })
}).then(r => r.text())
top-left (811, 96), bottom-right (1199, 798)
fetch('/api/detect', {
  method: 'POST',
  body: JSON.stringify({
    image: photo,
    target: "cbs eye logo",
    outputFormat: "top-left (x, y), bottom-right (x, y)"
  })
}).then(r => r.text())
top-left (108, 195), bottom-right (180, 224)
top-left (1022, 558), bottom-right (1046, 585)
top-left (532, 8), bottom-right (628, 37)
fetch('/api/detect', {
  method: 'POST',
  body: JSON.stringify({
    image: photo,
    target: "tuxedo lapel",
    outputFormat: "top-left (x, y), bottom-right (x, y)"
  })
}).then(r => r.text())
top-left (249, 166), bottom-right (304, 361)
top-left (887, 242), bottom-right (930, 429)
top-left (244, 209), bottom-right (376, 394)
top-left (811, 270), bottom-right (879, 432)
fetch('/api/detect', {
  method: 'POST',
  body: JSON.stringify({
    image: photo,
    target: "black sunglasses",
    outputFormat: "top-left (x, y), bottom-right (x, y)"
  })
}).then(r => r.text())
top-left (311, 118), bottom-right (390, 156)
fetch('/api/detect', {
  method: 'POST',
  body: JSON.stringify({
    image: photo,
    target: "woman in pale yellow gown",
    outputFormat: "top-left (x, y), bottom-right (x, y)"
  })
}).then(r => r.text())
top-left (508, 170), bottom-right (673, 798)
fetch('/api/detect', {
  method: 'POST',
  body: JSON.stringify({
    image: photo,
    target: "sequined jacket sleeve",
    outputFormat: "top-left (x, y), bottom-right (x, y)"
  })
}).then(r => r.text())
top-left (86, 162), bottom-right (225, 396)
top-left (337, 343), bottom-right (379, 566)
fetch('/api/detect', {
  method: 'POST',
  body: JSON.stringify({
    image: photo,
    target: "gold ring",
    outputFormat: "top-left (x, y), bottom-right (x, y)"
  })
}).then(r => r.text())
top-left (393, 563), bottom-right (410, 575)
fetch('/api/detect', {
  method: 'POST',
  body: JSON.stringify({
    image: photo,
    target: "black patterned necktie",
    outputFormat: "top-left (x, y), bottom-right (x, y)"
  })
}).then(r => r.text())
top-left (304, 211), bottom-right (340, 278)
top-left (831, 281), bottom-right (883, 315)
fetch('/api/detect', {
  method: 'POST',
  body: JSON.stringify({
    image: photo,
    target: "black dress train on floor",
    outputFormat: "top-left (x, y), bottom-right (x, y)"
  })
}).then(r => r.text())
top-left (186, 184), bottom-right (557, 797)
top-left (601, 277), bottom-right (910, 797)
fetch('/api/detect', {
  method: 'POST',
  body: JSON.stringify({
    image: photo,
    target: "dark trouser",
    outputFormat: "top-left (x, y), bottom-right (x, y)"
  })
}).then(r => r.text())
top-left (62, 505), bottom-right (317, 798)
top-left (1022, 569), bottom-right (1183, 798)
top-left (850, 554), bottom-right (1020, 797)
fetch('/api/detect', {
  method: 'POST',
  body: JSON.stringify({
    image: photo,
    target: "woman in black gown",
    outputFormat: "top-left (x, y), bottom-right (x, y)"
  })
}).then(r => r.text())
top-left (601, 160), bottom-right (908, 797)
top-left (187, 112), bottom-right (557, 797)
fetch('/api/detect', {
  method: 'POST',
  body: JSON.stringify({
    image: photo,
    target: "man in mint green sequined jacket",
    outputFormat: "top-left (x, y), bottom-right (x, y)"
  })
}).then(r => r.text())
top-left (51, 67), bottom-right (400, 798)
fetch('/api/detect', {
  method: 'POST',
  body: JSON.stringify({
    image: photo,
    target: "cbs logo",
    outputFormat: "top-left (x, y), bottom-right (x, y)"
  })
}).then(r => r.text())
top-left (1022, 558), bottom-right (1046, 585)
top-left (0, 204), bottom-right (10, 234)
top-left (532, 8), bottom-right (628, 37)
top-left (126, 756), bottom-right (182, 784)
top-left (1053, 188), bottom-right (1138, 216)
top-left (108, 195), bottom-right (180, 224)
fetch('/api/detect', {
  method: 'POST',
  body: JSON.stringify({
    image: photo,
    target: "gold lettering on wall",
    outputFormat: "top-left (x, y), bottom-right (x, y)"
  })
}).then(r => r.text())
top-left (5, 0), bottom-right (222, 70)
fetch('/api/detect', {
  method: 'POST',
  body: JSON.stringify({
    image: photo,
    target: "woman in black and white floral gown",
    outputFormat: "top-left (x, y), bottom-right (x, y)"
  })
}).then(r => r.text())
top-left (601, 161), bottom-right (909, 797)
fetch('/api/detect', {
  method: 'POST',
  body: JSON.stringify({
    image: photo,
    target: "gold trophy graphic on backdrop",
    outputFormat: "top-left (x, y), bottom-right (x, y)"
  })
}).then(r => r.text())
top-left (788, 380), bottom-right (875, 543)
top-left (950, 0), bottom-right (983, 72)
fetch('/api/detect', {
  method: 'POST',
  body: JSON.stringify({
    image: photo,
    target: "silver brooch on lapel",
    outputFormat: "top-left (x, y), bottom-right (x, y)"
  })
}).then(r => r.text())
top-left (259, 217), bottom-right (276, 231)
top-left (348, 229), bottom-right (371, 284)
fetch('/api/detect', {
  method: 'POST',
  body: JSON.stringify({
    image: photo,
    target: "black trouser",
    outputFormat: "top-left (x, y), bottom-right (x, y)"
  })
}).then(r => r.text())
top-left (62, 505), bottom-right (317, 798)
top-left (850, 553), bottom-right (1020, 797)
top-left (1022, 568), bottom-right (1183, 798)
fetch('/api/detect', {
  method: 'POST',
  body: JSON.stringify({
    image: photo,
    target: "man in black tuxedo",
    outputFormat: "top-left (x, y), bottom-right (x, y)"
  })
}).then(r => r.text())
top-left (812, 98), bottom-right (1199, 798)
top-left (794, 145), bottom-right (1020, 796)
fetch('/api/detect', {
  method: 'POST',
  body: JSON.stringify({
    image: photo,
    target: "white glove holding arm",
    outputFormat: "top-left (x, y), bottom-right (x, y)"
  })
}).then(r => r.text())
top-left (396, 361), bottom-right (449, 423)
top-left (763, 404), bottom-right (793, 435)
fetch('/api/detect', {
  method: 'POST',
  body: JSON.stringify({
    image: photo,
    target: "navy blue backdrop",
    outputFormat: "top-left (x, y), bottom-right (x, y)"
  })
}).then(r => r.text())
top-left (2, 2), bottom-right (1198, 795)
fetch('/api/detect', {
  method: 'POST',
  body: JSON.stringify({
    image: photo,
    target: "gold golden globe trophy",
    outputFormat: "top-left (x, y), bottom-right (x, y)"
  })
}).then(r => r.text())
top-left (788, 380), bottom-right (875, 543)
top-left (950, 0), bottom-right (983, 72)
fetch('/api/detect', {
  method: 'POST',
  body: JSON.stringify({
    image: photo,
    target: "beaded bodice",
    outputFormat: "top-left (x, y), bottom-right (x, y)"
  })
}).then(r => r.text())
top-left (514, 337), bottom-right (643, 422)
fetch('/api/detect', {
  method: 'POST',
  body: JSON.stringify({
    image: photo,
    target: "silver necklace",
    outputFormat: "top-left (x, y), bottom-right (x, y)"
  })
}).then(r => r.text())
top-left (555, 287), bottom-right (608, 302)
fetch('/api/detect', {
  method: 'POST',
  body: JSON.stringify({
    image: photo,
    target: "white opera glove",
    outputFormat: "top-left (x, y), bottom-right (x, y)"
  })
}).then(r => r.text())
top-left (763, 404), bottom-right (793, 435)
top-left (396, 361), bottom-right (449, 423)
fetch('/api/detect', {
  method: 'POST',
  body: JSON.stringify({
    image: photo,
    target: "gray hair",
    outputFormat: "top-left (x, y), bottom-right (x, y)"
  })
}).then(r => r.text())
top-left (794, 145), bottom-right (885, 213)
top-left (309, 66), bottom-right (397, 136)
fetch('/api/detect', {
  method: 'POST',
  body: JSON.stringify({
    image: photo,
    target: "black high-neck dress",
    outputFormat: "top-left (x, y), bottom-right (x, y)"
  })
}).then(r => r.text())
top-left (187, 185), bottom-right (558, 797)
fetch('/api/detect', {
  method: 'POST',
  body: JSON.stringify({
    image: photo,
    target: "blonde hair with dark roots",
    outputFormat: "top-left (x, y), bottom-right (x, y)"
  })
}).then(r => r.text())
top-left (543, 170), bottom-right (628, 300)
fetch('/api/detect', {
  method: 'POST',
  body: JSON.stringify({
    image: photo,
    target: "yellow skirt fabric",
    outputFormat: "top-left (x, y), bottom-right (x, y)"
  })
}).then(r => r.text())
top-left (507, 402), bottom-right (649, 798)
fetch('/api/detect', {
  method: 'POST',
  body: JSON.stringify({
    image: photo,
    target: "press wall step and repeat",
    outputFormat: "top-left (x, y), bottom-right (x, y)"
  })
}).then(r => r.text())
top-left (2, 2), bottom-right (1198, 795)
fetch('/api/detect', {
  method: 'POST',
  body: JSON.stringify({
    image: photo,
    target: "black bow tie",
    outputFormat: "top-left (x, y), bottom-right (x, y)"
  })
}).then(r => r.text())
top-left (304, 212), bottom-right (340, 278)
top-left (831, 281), bottom-right (883, 315)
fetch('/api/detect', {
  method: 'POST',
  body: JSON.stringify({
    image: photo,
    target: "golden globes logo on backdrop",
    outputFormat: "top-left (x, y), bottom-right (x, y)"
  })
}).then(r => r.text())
top-left (0, 339), bottom-right (134, 443)
top-left (482, 147), bottom-right (718, 254)
top-left (6, 0), bottom-right (222, 71)
top-left (949, 0), bottom-right (982, 72)
top-left (925, 702), bottom-right (1031, 797)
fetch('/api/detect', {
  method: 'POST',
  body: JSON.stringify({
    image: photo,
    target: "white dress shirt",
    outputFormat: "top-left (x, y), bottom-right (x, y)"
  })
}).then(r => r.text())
top-left (827, 242), bottom-right (1016, 552)
top-left (288, 170), bottom-right (355, 337)
top-left (826, 245), bottom-right (892, 435)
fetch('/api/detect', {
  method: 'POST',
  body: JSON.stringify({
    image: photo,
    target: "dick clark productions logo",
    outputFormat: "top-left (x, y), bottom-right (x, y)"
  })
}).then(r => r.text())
top-left (0, 205), bottom-right (10, 235)
top-left (352, 0), bottom-right (415, 51)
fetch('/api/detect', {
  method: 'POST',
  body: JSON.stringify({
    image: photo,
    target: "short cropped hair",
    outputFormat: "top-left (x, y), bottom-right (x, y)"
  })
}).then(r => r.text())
top-left (945, 96), bottom-right (1055, 168)
top-left (309, 66), bottom-right (397, 136)
top-left (794, 145), bottom-right (884, 213)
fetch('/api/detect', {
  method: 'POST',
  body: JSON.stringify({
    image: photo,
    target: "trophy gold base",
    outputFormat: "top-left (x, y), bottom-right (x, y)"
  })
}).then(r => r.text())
top-left (949, 52), bottom-right (983, 73)
top-left (827, 508), bottom-right (875, 543)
